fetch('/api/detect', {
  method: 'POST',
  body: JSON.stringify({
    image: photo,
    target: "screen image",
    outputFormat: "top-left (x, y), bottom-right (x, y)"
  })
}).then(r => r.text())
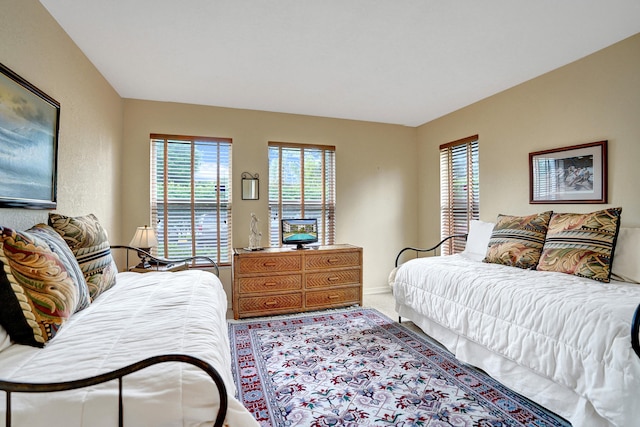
top-left (281, 218), bottom-right (318, 249)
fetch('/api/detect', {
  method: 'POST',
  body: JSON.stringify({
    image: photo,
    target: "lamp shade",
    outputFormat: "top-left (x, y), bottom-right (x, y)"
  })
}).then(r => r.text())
top-left (129, 225), bottom-right (158, 249)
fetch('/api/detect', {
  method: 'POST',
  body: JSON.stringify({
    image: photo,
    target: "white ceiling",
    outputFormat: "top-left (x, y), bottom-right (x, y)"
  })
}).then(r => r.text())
top-left (39, 0), bottom-right (640, 126)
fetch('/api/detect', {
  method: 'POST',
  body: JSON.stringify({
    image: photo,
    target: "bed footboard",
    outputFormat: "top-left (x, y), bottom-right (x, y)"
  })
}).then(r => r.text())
top-left (0, 354), bottom-right (228, 427)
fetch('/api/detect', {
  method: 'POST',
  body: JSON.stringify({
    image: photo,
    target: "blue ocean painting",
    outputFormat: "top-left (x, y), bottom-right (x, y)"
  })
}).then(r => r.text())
top-left (0, 71), bottom-right (57, 203)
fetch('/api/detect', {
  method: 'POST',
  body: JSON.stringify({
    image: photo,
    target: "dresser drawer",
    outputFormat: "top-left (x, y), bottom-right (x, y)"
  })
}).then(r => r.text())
top-left (305, 251), bottom-right (360, 270)
top-left (239, 275), bottom-right (302, 293)
top-left (239, 293), bottom-right (303, 314)
top-left (237, 254), bottom-right (301, 274)
top-left (306, 269), bottom-right (360, 288)
top-left (306, 286), bottom-right (360, 308)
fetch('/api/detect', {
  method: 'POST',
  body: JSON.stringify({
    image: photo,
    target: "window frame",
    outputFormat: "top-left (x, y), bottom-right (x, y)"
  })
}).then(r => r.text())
top-left (150, 133), bottom-right (232, 266)
top-left (440, 135), bottom-right (479, 255)
top-left (268, 141), bottom-right (336, 247)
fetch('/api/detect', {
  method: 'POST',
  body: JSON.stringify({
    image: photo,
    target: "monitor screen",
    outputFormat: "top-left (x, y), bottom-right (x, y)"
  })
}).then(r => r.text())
top-left (281, 218), bottom-right (318, 249)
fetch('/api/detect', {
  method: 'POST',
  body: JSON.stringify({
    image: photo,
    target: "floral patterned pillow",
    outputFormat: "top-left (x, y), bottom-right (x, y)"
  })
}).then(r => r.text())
top-left (483, 211), bottom-right (553, 269)
top-left (0, 224), bottom-right (90, 347)
top-left (48, 213), bottom-right (118, 300)
top-left (537, 208), bottom-right (622, 282)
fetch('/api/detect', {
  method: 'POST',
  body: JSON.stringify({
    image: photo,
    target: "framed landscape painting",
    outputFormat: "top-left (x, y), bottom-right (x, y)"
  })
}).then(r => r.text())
top-left (529, 140), bottom-right (607, 204)
top-left (0, 63), bottom-right (59, 209)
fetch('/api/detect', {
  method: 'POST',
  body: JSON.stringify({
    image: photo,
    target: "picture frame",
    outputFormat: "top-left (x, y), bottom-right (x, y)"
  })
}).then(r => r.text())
top-left (0, 62), bottom-right (59, 209)
top-left (529, 140), bottom-right (607, 204)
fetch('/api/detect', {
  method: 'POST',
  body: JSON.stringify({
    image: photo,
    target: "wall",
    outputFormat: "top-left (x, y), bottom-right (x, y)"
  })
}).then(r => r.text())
top-left (122, 100), bottom-right (418, 298)
top-left (417, 33), bottom-right (640, 246)
top-left (0, 0), bottom-right (122, 235)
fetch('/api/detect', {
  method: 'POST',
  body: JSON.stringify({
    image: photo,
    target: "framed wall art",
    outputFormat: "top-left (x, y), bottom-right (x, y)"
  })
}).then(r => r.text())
top-left (0, 62), bottom-right (59, 209)
top-left (529, 140), bottom-right (607, 204)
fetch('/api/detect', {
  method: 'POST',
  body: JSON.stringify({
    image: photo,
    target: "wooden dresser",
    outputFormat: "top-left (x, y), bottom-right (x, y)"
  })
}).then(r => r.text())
top-left (232, 244), bottom-right (363, 319)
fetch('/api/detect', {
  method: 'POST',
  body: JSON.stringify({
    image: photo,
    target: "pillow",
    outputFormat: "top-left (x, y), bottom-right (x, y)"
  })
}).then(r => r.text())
top-left (537, 207), bottom-right (622, 283)
top-left (48, 213), bottom-right (118, 300)
top-left (0, 224), bottom-right (91, 347)
top-left (483, 211), bottom-right (552, 269)
top-left (611, 227), bottom-right (640, 283)
top-left (461, 220), bottom-right (495, 262)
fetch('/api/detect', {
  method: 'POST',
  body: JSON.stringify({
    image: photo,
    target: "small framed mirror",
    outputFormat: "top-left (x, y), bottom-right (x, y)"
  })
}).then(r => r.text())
top-left (241, 172), bottom-right (259, 200)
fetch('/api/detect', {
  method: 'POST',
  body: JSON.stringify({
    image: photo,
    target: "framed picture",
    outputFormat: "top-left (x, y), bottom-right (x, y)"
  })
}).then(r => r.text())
top-left (529, 140), bottom-right (607, 204)
top-left (0, 62), bottom-right (59, 209)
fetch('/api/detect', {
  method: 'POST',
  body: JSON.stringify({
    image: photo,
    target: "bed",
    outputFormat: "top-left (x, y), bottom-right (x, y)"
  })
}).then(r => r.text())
top-left (392, 211), bottom-right (640, 427)
top-left (0, 215), bottom-right (259, 427)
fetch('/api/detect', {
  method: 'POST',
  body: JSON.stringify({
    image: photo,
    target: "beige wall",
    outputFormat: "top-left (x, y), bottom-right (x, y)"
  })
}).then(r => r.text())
top-left (0, 0), bottom-right (122, 235)
top-left (417, 33), bottom-right (640, 247)
top-left (122, 100), bottom-right (418, 296)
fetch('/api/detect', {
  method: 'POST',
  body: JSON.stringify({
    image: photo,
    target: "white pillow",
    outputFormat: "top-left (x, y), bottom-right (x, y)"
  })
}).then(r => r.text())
top-left (461, 220), bottom-right (495, 262)
top-left (611, 227), bottom-right (640, 283)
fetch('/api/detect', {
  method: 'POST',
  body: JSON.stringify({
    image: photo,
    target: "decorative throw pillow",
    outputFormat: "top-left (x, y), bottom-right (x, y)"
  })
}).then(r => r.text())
top-left (483, 211), bottom-right (552, 269)
top-left (48, 213), bottom-right (118, 300)
top-left (0, 224), bottom-right (91, 347)
top-left (537, 207), bottom-right (622, 283)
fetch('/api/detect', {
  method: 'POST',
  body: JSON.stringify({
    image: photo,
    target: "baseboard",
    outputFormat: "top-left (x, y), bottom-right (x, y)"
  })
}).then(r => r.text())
top-left (364, 286), bottom-right (392, 296)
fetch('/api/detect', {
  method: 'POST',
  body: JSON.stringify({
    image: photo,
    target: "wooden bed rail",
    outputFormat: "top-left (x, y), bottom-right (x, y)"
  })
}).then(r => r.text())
top-left (0, 354), bottom-right (228, 427)
top-left (632, 303), bottom-right (640, 359)
top-left (394, 234), bottom-right (468, 268)
top-left (111, 245), bottom-right (220, 277)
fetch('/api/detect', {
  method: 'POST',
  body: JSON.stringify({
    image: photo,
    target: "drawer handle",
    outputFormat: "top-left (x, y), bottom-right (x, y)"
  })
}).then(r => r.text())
top-left (264, 282), bottom-right (277, 287)
top-left (327, 277), bottom-right (340, 282)
top-left (263, 262), bottom-right (277, 267)
top-left (328, 294), bottom-right (340, 299)
top-left (265, 301), bottom-right (278, 306)
top-left (327, 258), bottom-right (339, 264)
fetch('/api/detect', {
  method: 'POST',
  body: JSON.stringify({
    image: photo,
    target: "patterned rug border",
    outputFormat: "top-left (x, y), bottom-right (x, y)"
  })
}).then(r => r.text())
top-left (229, 307), bottom-right (571, 427)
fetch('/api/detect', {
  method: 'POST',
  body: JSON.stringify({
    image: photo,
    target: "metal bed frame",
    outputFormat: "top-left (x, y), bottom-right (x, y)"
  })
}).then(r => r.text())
top-left (393, 234), bottom-right (640, 359)
top-left (1, 247), bottom-right (228, 426)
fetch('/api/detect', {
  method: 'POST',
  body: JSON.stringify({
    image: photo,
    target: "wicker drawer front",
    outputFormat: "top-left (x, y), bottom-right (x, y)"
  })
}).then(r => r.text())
top-left (239, 293), bottom-right (303, 313)
top-left (306, 269), bottom-right (360, 288)
top-left (239, 275), bottom-right (302, 293)
top-left (238, 255), bottom-right (301, 274)
top-left (306, 287), bottom-right (360, 308)
top-left (305, 251), bottom-right (360, 270)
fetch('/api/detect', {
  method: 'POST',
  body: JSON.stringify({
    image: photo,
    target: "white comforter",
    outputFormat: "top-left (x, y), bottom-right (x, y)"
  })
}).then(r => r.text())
top-left (0, 270), bottom-right (258, 427)
top-left (394, 254), bottom-right (640, 427)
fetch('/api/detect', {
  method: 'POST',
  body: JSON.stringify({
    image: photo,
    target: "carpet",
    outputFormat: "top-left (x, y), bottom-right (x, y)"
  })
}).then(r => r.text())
top-left (229, 308), bottom-right (570, 427)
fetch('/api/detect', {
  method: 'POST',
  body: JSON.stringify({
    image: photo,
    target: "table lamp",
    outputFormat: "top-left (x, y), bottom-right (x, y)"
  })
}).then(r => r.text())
top-left (129, 225), bottom-right (158, 268)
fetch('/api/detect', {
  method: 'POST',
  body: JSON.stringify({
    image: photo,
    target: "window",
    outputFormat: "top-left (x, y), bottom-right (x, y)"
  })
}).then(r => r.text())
top-left (268, 142), bottom-right (336, 247)
top-left (440, 135), bottom-right (479, 255)
top-left (150, 134), bottom-right (232, 265)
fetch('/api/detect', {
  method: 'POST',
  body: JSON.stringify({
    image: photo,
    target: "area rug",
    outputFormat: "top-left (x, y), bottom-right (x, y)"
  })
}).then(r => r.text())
top-left (228, 308), bottom-right (570, 427)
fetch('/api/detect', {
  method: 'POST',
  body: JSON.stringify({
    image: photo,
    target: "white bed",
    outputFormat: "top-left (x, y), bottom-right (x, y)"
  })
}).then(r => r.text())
top-left (394, 245), bottom-right (640, 427)
top-left (0, 270), bottom-right (258, 427)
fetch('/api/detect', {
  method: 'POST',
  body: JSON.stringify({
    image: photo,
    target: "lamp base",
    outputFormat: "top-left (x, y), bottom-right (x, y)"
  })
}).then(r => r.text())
top-left (133, 247), bottom-right (151, 269)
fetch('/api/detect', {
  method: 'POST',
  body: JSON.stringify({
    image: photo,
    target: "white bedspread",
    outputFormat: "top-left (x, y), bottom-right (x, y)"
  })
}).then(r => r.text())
top-left (394, 254), bottom-right (640, 427)
top-left (0, 270), bottom-right (258, 427)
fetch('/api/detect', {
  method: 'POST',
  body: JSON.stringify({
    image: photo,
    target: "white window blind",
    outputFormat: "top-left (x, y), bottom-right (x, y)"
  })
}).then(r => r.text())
top-left (268, 142), bottom-right (336, 247)
top-left (440, 135), bottom-right (479, 255)
top-left (150, 134), bottom-right (232, 265)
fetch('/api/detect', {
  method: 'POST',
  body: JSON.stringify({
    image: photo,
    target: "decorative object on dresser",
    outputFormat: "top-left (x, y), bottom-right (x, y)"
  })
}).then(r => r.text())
top-left (232, 244), bottom-right (362, 319)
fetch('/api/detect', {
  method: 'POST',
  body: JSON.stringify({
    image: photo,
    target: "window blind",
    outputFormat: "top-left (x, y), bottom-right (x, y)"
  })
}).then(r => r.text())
top-left (150, 134), bottom-right (232, 265)
top-left (440, 135), bottom-right (479, 255)
top-left (268, 142), bottom-right (336, 247)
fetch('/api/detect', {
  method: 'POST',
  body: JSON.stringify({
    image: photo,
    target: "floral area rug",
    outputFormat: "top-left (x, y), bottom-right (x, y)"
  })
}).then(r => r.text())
top-left (228, 308), bottom-right (570, 427)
